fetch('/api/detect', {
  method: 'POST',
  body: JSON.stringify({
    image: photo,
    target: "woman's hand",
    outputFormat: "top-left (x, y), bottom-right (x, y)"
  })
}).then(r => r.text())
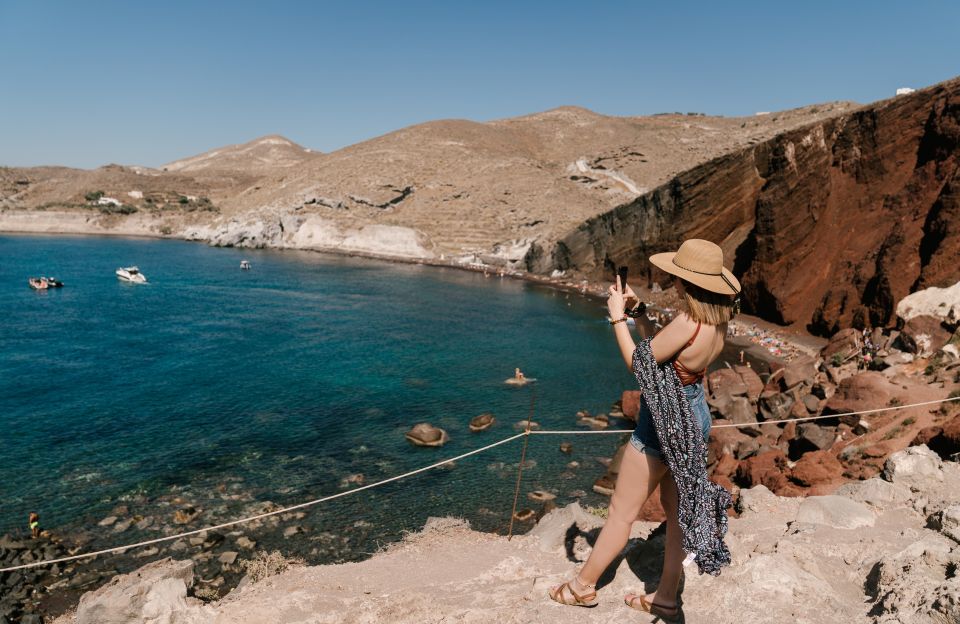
top-left (607, 277), bottom-right (626, 320)
top-left (623, 283), bottom-right (640, 311)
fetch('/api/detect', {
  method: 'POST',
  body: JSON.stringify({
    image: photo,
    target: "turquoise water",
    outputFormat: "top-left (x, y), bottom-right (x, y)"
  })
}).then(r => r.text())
top-left (0, 234), bottom-right (637, 557)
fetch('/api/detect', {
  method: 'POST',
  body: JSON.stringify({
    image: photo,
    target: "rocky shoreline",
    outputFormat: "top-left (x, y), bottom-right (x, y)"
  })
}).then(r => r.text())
top-left (35, 445), bottom-right (960, 624)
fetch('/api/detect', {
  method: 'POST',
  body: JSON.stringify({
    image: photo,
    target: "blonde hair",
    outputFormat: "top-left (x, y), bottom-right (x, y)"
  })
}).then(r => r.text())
top-left (679, 279), bottom-right (735, 325)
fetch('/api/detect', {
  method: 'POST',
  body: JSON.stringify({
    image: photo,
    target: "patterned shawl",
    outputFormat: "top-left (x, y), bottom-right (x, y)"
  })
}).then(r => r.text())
top-left (631, 338), bottom-right (732, 576)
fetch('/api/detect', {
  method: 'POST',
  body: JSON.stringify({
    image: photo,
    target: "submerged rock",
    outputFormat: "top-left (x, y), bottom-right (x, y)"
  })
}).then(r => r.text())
top-left (405, 423), bottom-right (449, 447)
top-left (469, 413), bottom-right (496, 432)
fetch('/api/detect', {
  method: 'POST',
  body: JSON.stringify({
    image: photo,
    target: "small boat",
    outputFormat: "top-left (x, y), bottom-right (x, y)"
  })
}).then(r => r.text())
top-left (240, 260), bottom-right (251, 270)
top-left (28, 277), bottom-right (48, 290)
top-left (45, 277), bottom-right (64, 288)
top-left (116, 267), bottom-right (147, 283)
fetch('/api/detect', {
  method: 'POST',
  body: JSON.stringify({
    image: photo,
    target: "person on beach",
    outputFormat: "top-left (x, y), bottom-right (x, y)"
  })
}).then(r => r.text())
top-left (549, 239), bottom-right (739, 621)
top-left (28, 512), bottom-right (41, 538)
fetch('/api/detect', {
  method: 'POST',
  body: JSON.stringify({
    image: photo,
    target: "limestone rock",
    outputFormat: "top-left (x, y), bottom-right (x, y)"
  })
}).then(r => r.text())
top-left (930, 504), bottom-right (960, 543)
top-left (834, 477), bottom-right (911, 510)
top-left (896, 281), bottom-right (960, 325)
top-left (75, 558), bottom-right (212, 624)
top-left (795, 495), bottom-right (875, 529)
top-left (882, 445), bottom-right (944, 489)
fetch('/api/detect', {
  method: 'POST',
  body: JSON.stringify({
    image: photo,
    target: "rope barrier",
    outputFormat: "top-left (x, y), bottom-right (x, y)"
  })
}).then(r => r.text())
top-left (4, 394), bottom-right (958, 573)
top-left (529, 395), bottom-right (960, 434)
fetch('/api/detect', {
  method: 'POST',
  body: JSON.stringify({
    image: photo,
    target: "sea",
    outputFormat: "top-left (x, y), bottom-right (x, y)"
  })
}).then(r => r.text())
top-left (1, 234), bottom-right (644, 562)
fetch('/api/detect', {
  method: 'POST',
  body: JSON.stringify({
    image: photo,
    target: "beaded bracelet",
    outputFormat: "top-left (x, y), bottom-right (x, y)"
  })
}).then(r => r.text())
top-left (609, 317), bottom-right (628, 326)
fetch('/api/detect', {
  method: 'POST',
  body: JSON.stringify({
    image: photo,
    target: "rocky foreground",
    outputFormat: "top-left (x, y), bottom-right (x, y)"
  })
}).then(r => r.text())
top-left (41, 445), bottom-right (959, 624)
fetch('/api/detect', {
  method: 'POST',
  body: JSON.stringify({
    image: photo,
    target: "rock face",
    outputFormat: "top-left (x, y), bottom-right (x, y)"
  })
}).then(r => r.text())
top-left (896, 280), bottom-right (960, 324)
top-left (528, 77), bottom-right (960, 335)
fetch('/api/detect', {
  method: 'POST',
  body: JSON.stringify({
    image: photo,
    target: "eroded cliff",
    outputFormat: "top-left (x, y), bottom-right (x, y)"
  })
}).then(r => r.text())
top-left (534, 77), bottom-right (960, 335)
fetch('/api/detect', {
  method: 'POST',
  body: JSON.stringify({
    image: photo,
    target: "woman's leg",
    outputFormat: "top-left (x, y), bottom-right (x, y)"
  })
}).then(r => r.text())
top-left (652, 472), bottom-right (684, 606)
top-left (576, 445), bottom-right (667, 586)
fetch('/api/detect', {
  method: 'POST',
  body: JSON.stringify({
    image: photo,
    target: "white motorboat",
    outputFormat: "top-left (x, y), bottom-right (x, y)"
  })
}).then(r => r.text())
top-left (116, 266), bottom-right (147, 283)
top-left (240, 260), bottom-right (251, 270)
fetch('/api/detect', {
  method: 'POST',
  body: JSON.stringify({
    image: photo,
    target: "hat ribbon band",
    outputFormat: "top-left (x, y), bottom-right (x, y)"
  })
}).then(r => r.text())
top-left (671, 257), bottom-right (740, 295)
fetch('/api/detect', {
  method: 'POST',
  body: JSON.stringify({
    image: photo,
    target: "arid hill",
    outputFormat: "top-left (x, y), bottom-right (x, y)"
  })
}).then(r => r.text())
top-left (0, 101), bottom-right (853, 258)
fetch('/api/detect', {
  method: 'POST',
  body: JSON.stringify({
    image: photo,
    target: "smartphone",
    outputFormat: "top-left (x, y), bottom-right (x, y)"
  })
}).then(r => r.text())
top-left (617, 266), bottom-right (629, 291)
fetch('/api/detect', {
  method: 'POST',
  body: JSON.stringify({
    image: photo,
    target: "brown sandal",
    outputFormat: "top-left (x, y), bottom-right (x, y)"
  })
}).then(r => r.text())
top-left (548, 580), bottom-right (598, 607)
top-left (625, 593), bottom-right (681, 622)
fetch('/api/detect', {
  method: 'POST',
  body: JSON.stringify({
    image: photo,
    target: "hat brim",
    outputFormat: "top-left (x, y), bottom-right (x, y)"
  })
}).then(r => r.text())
top-left (649, 252), bottom-right (741, 296)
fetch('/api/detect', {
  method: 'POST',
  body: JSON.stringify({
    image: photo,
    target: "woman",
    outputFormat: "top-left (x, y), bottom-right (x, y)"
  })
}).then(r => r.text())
top-left (549, 239), bottom-right (739, 621)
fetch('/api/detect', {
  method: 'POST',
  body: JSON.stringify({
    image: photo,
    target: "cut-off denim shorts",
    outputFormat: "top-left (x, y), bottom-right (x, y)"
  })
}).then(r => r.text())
top-left (629, 382), bottom-right (711, 461)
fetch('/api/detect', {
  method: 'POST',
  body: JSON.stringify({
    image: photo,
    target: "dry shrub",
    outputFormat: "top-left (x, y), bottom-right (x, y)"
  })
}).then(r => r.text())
top-left (240, 550), bottom-right (304, 583)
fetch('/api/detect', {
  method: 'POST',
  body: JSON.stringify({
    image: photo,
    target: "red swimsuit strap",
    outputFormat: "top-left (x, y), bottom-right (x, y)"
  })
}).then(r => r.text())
top-left (673, 322), bottom-right (706, 385)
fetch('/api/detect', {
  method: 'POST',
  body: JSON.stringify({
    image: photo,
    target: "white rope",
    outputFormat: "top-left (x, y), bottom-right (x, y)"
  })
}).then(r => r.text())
top-left (1, 432), bottom-right (528, 572)
top-left (5, 395), bottom-right (957, 573)
top-left (531, 395), bottom-right (960, 434)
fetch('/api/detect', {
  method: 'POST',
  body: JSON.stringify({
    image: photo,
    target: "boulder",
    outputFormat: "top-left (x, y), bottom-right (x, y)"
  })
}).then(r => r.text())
top-left (405, 423), bottom-right (449, 447)
top-left (720, 396), bottom-right (758, 429)
top-left (898, 314), bottom-right (953, 356)
top-left (75, 558), bottom-right (211, 624)
top-left (621, 390), bottom-right (641, 421)
top-left (733, 365), bottom-right (764, 401)
top-left (882, 445), bottom-right (944, 489)
top-left (527, 490), bottom-right (556, 503)
top-left (559, 442), bottom-right (573, 454)
top-left (173, 507), bottom-right (201, 525)
top-left (865, 536), bottom-right (959, 621)
top-left (780, 358), bottom-right (817, 391)
top-left (737, 485), bottom-right (782, 516)
top-left (758, 391), bottom-right (794, 421)
top-left (795, 495), bottom-right (875, 529)
top-left (468, 413), bottom-right (496, 432)
top-left (879, 350), bottom-right (914, 367)
top-left (789, 423), bottom-right (836, 457)
top-left (930, 504), bottom-right (960, 542)
top-left (895, 281), bottom-right (960, 325)
top-left (821, 327), bottom-right (862, 361)
top-left (834, 477), bottom-right (911, 510)
top-left (592, 473), bottom-right (616, 496)
top-left (822, 372), bottom-right (893, 425)
top-left (788, 450), bottom-right (843, 488)
top-left (801, 394), bottom-right (821, 413)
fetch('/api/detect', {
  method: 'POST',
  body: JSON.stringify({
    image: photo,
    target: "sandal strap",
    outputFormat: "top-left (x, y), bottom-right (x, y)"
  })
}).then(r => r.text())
top-left (564, 581), bottom-right (596, 604)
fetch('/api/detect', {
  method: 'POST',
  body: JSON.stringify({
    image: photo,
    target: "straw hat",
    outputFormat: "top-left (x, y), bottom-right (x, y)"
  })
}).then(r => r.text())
top-left (649, 239), bottom-right (741, 296)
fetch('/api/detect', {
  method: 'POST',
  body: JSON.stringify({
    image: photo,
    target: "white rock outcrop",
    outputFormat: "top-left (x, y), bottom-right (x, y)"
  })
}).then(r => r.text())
top-left (895, 281), bottom-right (960, 324)
top-left (75, 558), bottom-right (211, 624)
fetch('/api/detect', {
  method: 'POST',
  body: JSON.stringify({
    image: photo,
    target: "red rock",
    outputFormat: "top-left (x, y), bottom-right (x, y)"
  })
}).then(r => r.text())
top-left (733, 365), bottom-right (764, 402)
top-left (712, 452), bottom-right (739, 478)
top-left (821, 328), bottom-right (862, 361)
top-left (899, 315), bottom-right (952, 356)
top-left (621, 391), bottom-right (641, 421)
top-left (637, 485), bottom-right (666, 522)
top-left (822, 372), bottom-right (894, 425)
top-left (789, 450), bottom-right (843, 487)
top-left (912, 426), bottom-right (944, 447)
top-left (735, 449), bottom-right (788, 488)
top-left (781, 358), bottom-right (818, 390)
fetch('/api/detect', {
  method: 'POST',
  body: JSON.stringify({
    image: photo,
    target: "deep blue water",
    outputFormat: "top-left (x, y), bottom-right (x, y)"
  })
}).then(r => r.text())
top-left (0, 234), bottom-right (637, 556)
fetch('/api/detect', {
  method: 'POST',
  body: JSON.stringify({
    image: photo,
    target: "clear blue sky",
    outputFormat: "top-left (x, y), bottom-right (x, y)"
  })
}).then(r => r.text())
top-left (2, 1), bottom-right (958, 168)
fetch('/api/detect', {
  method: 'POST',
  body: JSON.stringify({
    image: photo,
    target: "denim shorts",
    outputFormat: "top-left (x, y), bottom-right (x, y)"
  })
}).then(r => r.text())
top-left (629, 382), bottom-right (711, 461)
